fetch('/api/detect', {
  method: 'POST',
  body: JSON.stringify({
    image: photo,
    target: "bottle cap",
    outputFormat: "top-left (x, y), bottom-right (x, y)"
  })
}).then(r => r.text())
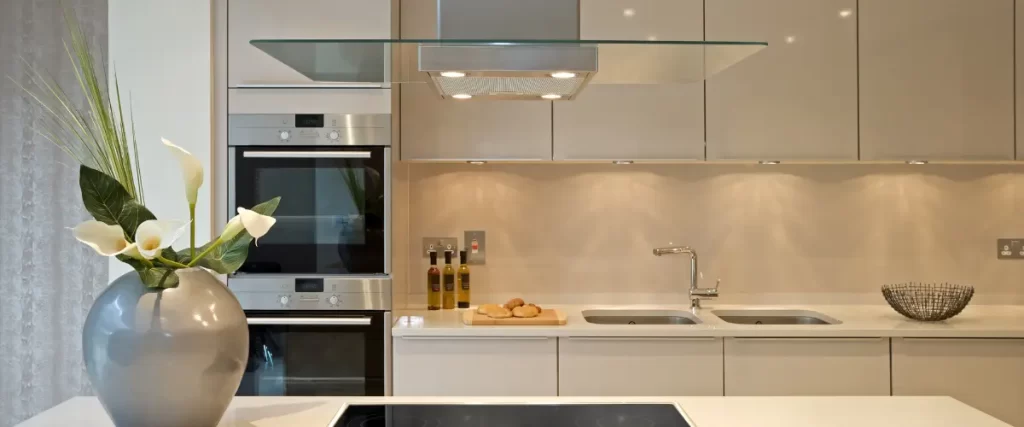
top-left (459, 250), bottom-right (468, 261)
top-left (444, 250), bottom-right (452, 264)
top-left (429, 251), bottom-right (437, 264)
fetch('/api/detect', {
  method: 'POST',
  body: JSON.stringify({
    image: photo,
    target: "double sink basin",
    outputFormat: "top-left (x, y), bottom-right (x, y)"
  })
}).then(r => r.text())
top-left (583, 308), bottom-right (841, 326)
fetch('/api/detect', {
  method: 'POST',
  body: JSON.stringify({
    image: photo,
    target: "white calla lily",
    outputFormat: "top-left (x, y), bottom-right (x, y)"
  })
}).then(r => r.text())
top-left (134, 219), bottom-right (189, 259)
top-left (71, 220), bottom-right (139, 257)
top-left (162, 138), bottom-right (204, 204)
top-left (219, 207), bottom-right (277, 245)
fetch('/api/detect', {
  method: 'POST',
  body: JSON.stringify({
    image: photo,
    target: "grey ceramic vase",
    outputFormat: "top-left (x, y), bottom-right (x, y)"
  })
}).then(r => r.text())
top-left (83, 268), bottom-right (249, 427)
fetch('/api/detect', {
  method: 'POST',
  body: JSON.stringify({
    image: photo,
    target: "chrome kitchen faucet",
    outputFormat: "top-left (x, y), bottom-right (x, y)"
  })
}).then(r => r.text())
top-left (653, 246), bottom-right (720, 309)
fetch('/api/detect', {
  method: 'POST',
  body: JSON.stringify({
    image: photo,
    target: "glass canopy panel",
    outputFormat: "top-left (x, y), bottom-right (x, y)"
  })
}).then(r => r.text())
top-left (250, 39), bottom-right (768, 88)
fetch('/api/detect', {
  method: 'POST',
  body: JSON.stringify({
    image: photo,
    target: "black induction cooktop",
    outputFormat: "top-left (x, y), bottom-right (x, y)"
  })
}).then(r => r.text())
top-left (333, 404), bottom-right (692, 427)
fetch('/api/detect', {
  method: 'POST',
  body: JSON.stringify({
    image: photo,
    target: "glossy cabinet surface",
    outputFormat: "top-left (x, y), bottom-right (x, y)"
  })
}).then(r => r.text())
top-left (392, 336), bottom-right (558, 396)
top-left (553, 0), bottom-right (705, 161)
top-left (724, 337), bottom-right (890, 396)
top-left (859, 0), bottom-right (1015, 161)
top-left (892, 338), bottom-right (1024, 427)
top-left (227, 0), bottom-right (391, 88)
top-left (706, 0), bottom-right (858, 161)
top-left (399, 0), bottom-right (553, 161)
top-left (558, 337), bottom-right (724, 396)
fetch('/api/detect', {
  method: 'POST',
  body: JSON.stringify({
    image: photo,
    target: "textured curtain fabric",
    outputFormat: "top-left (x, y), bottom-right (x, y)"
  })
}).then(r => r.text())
top-left (0, 1), bottom-right (109, 425)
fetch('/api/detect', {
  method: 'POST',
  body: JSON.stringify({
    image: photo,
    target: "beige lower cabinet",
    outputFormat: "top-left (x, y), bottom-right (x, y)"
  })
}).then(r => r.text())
top-left (724, 337), bottom-right (890, 396)
top-left (558, 337), bottom-right (724, 396)
top-left (392, 336), bottom-right (557, 396)
top-left (892, 338), bottom-right (1024, 427)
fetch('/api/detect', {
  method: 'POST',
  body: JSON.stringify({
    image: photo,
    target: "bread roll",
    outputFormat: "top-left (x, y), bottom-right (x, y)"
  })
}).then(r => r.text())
top-left (503, 298), bottom-right (525, 310)
top-left (512, 305), bottom-right (540, 318)
top-left (527, 303), bottom-right (542, 313)
top-left (486, 307), bottom-right (513, 319)
top-left (476, 304), bottom-right (502, 315)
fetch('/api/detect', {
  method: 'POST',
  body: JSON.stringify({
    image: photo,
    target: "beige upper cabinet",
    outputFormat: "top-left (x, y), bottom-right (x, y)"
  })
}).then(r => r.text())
top-left (1017, 0), bottom-right (1024, 160)
top-left (226, 0), bottom-right (391, 88)
top-left (860, 0), bottom-right (1015, 161)
top-left (399, 0), bottom-right (553, 161)
top-left (552, 0), bottom-right (705, 161)
top-left (706, 0), bottom-right (858, 161)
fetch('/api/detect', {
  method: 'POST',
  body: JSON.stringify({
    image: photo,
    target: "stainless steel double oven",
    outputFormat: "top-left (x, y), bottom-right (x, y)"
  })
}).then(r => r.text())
top-left (228, 113), bottom-right (392, 396)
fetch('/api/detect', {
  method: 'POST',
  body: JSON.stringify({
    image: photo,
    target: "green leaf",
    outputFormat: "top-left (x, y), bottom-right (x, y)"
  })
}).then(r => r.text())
top-left (116, 255), bottom-right (180, 288)
top-left (79, 165), bottom-right (155, 237)
top-left (195, 197), bottom-right (281, 274)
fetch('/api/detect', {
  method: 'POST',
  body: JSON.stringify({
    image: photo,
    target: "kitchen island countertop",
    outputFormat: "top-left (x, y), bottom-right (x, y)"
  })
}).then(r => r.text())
top-left (17, 395), bottom-right (1012, 427)
top-left (392, 304), bottom-right (1024, 338)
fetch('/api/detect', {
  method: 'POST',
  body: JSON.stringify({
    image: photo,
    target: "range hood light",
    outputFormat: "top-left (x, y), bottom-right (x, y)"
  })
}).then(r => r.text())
top-left (906, 160), bottom-right (929, 165)
top-left (758, 160), bottom-right (781, 165)
top-left (452, 94), bottom-right (473, 100)
top-left (613, 160), bottom-right (634, 165)
top-left (541, 94), bottom-right (562, 100)
top-left (467, 161), bottom-right (487, 165)
top-left (550, 71), bottom-right (577, 79)
top-left (440, 71), bottom-right (466, 78)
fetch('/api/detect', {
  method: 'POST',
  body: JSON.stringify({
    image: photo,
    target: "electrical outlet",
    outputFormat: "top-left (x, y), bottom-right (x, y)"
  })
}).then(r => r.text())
top-left (997, 238), bottom-right (1024, 259)
top-left (422, 237), bottom-right (458, 258)
top-left (465, 230), bottom-right (486, 265)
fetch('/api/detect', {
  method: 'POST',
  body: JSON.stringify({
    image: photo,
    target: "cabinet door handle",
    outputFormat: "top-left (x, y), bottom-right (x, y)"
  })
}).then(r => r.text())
top-left (566, 336), bottom-right (718, 342)
top-left (398, 336), bottom-right (552, 341)
top-left (247, 317), bottom-right (372, 326)
top-left (730, 337), bottom-right (885, 342)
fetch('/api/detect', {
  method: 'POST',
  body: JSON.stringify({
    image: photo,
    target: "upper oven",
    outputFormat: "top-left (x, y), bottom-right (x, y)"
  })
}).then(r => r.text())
top-left (228, 113), bottom-right (391, 276)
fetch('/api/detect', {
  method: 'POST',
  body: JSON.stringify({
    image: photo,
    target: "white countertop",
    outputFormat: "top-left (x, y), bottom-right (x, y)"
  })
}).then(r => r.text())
top-left (17, 396), bottom-right (1012, 427)
top-left (392, 304), bottom-right (1024, 338)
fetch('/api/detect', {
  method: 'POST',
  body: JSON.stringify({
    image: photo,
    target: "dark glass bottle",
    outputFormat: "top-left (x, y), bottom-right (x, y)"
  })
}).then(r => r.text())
top-left (457, 250), bottom-right (471, 309)
top-left (427, 251), bottom-right (441, 310)
top-left (442, 250), bottom-right (456, 309)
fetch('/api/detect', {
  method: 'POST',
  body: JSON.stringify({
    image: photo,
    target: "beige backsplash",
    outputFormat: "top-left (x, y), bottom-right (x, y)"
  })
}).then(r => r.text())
top-left (398, 163), bottom-right (1024, 307)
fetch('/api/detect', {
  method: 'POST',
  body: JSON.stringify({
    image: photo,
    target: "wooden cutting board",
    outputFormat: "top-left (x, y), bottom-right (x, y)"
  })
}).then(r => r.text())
top-left (462, 309), bottom-right (567, 325)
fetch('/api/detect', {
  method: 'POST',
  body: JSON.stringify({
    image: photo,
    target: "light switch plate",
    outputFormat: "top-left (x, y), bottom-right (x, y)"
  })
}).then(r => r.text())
top-left (465, 230), bottom-right (486, 265)
top-left (997, 238), bottom-right (1024, 259)
top-left (422, 237), bottom-right (458, 258)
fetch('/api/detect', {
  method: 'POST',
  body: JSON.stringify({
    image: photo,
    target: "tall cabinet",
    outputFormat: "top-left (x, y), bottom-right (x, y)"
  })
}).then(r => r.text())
top-left (859, 0), bottom-right (1015, 161)
top-left (552, 0), bottom-right (705, 161)
top-left (705, 0), bottom-right (858, 161)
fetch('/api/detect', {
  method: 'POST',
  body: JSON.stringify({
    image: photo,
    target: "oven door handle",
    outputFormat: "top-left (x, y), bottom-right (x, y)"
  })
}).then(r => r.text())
top-left (246, 317), bottom-right (373, 326)
top-left (242, 151), bottom-right (372, 159)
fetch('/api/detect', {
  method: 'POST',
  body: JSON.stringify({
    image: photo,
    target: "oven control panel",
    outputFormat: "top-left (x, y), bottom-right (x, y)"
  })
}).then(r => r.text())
top-left (229, 275), bottom-right (392, 311)
top-left (228, 113), bottom-right (391, 147)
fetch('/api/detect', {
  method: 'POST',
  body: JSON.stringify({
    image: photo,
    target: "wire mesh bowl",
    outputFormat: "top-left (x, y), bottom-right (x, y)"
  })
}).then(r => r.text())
top-left (882, 282), bottom-right (974, 321)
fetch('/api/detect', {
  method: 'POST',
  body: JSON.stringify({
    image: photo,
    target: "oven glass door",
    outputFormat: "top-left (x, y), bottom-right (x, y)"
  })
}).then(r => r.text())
top-left (238, 311), bottom-right (386, 396)
top-left (233, 146), bottom-right (386, 275)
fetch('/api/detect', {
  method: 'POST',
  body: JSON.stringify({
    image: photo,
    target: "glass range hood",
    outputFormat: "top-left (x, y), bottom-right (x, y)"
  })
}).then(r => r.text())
top-left (250, 38), bottom-right (767, 100)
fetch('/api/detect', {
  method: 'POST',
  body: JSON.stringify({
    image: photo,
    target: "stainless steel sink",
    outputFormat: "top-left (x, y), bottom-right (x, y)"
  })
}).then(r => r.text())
top-left (711, 309), bottom-right (841, 325)
top-left (582, 309), bottom-right (702, 325)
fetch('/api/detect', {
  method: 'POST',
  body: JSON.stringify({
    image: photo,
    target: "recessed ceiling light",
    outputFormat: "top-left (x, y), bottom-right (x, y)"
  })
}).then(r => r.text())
top-left (838, 9), bottom-right (853, 18)
top-left (550, 71), bottom-right (577, 79)
top-left (440, 71), bottom-right (466, 78)
top-left (541, 94), bottom-right (562, 100)
top-left (467, 161), bottom-right (487, 165)
top-left (623, 8), bottom-right (636, 17)
top-left (785, 36), bottom-right (797, 44)
top-left (451, 94), bottom-right (473, 100)
top-left (906, 160), bottom-right (928, 165)
top-left (612, 160), bottom-right (634, 165)
top-left (759, 160), bottom-right (781, 165)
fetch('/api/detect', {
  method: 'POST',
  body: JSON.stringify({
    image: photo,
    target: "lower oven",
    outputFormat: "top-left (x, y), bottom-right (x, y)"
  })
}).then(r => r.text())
top-left (232, 276), bottom-right (391, 397)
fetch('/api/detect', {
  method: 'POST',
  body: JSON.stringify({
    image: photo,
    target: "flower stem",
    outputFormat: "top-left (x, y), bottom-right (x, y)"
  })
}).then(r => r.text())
top-left (189, 203), bottom-right (196, 259)
top-left (138, 257), bottom-right (154, 268)
top-left (156, 255), bottom-right (188, 269)
top-left (187, 237), bottom-right (225, 267)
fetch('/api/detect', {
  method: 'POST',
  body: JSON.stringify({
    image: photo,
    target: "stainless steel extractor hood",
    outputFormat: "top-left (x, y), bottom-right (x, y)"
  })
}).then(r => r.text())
top-left (418, 0), bottom-right (596, 100)
top-left (248, 0), bottom-right (768, 101)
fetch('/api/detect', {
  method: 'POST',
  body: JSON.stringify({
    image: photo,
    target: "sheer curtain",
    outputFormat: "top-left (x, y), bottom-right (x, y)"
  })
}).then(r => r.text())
top-left (0, 0), bottom-right (108, 425)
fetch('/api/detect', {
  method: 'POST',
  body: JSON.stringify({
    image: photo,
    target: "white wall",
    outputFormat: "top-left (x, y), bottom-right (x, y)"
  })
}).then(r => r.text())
top-left (108, 0), bottom-right (213, 280)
